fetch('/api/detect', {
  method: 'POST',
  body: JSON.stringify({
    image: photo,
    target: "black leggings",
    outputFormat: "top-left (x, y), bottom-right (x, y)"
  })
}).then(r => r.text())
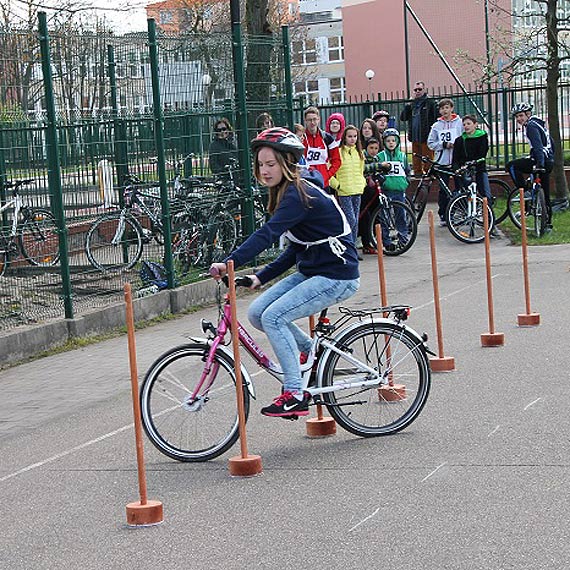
top-left (506, 157), bottom-right (553, 223)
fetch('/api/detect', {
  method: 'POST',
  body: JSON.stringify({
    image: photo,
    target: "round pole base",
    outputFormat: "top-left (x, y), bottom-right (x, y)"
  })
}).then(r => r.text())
top-left (228, 454), bottom-right (263, 477)
top-left (517, 313), bottom-right (540, 327)
top-left (378, 384), bottom-right (406, 402)
top-left (306, 416), bottom-right (336, 437)
top-left (429, 356), bottom-right (456, 372)
top-left (126, 500), bottom-right (164, 527)
top-left (481, 332), bottom-right (505, 347)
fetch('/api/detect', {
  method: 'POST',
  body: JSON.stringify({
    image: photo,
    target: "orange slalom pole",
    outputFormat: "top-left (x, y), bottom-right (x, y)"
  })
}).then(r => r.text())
top-left (480, 198), bottom-right (505, 347)
top-left (226, 261), bottom-right (263, 477)
top-left (517, 189), bottom-right (541, 326)
top-left (374, 223), bottom-right (405, 401)
top-left (427, 211), bottom-right (455, 372)
top-left (306, 315), bottom-right (336, 437)
top-left (124, 283), bottom-right (163, 527)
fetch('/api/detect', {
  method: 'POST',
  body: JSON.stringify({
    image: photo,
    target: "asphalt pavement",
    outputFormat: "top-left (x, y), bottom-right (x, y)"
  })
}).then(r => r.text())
top-left (1, 210), bottom-right (569, 570)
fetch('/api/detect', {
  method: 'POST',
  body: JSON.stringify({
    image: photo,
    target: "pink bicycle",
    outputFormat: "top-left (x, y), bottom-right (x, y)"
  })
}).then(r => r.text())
top-left (140, 277), bottom-right (432, 462)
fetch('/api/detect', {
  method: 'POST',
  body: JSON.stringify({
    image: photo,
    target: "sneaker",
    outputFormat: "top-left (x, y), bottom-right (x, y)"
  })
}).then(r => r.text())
top-left (299, 352), bottom-right (309, 364)
top-left (439, 218), bottom-right (447, 227)
top-left (357, 254), bottom-right (364, 261)
top-left (362, 246), bottom-right (378, 255)
top-left (261, 391), bottom-right (311, 418)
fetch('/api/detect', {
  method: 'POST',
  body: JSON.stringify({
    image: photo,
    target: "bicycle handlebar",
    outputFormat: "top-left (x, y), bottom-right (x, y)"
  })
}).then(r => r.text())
top-left (3, 178), bottom-right (35, 190)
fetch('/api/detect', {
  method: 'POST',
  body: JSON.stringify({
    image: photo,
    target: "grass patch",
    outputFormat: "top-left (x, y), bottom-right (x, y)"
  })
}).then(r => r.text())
top-left (499, 207), bottom-right (570, 245)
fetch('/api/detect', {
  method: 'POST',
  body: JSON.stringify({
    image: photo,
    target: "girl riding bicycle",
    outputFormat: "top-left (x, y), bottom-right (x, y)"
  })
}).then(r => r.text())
top-left (210, 127), bottom-right (360, 418)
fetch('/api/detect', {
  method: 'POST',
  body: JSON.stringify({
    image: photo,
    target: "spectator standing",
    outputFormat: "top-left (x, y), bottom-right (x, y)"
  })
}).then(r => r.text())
top-left (372, 110), bottom-right (390, 140)
top-left (400, 81), bottom-right (438, 175)
top-left (325, 112), bottom-right (346, 148)
top-left (427, 98), bottom-right (464, 225)
top-left (302, 106), bottom-right (341, 193)
top-left (209, 117), bottom-right (239, 175)
top-left (359, 118), bottom-right (381, 149)
top-left (506, 102), bottom-right (554, 229)
top-left (452, 114), bottom-right (492, 202)
top-left (329, 125), bottom-right (366, 254)
top-left (256, 112), bottom-right (275, 134)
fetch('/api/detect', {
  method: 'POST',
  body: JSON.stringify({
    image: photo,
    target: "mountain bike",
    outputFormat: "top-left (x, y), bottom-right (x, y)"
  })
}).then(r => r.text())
top-left (506, 171), bottom-right (548, 237)
top-left (140, 276), bottom-right (432, 462)
top-left (409, 154), bottom-right (511, 224)
top-left (359, 173), bottom-right (418, 256)
top-left (0, 179), bottom-right (60, 277)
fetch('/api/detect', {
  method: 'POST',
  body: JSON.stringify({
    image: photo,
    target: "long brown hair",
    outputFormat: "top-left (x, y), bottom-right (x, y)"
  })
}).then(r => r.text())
top-left (340, 125), bottom-right (364, 160)
top-left (253, 147), bottom-right (312, 215)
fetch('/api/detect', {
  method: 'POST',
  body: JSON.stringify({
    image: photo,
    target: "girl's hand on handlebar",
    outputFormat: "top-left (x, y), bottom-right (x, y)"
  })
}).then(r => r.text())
top-left (246, 275), bottom-right (261, 290)
top-left (209, 262), bottom-right (227, 280)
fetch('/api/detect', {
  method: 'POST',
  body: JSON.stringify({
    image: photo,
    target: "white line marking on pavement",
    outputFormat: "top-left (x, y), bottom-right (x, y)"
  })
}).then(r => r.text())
top-left (348, 507), bottom-right (381, 533)
top-left (421, 462), bottom-right (448, 483)
top-left (524, 398), bottom-right (542, 411)
top-left (488, 425), bottom-right (501, 437)
top-left (0, 424), bottom-right (133, 484)
top-left (414, 275), bottom-right (502, 311)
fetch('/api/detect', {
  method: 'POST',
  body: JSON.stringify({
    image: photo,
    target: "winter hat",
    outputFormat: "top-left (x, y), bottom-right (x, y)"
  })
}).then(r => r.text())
top-left (325, 112), bottom-right (346, 141)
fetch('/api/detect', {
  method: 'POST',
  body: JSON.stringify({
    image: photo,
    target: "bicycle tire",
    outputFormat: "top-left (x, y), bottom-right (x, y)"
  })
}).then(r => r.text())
top-left (446, 194), bottom-right (494, 244)
top-left (507, 188), bottom-right (531, 230)
top-left (488, 178), bottom-right (511, 224)
top-left (320, 321), bottom-right (430, 436)
top-left (534, 184), bottom-right (547, 237)
top-left (369, 200), bottom-right (418, 256)
top-left (205, 209), bottom-right (238, 264)
top-left (85, 212), bottom-right (143, 272)
top-left (0, 238), bottom-right (8, 276)
top-left (140, 343), bottom-right (249, 462)
top-left (18, 208), bottom-right (60, 267)
top-left (408, 180), bottom-right (430, 222)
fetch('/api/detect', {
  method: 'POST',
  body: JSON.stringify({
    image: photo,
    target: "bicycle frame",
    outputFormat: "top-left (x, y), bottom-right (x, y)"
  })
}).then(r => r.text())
top-left (0, 193), bottom-right (23, 238)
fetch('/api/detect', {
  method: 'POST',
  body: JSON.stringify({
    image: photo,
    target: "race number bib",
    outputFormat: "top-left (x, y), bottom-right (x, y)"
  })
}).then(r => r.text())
top-left (305, 145), bottom-right (329, 166)
top-left (385, 161), bottom-right (404, 176)
top-left (439, 129), bottom-right (453, 145)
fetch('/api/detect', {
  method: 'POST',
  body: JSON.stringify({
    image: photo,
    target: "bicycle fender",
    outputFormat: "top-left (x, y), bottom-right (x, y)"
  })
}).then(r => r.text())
top-left (215, 344), bottom-right (257, 400)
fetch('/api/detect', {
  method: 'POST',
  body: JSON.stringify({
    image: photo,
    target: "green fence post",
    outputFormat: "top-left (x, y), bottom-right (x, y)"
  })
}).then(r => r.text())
top-left (38, 12), bottom-right (74, 320)
top-left (107, 45), bottom-right (129, 188)
top-left (230, 0), bottom-right (254, 236)
top-left (501, 87), bottom-right (510, 165)
top-left (148, 19), bottom-right (175, 289)
top-left (282, 26), bottom-right (295, 131)
top-left (0, 129), bottom-right (7, 227)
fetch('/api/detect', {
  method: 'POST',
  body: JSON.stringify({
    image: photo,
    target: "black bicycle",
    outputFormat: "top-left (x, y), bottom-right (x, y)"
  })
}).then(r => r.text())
top-left (409, 155), bottom-right (511, 224)
top-left (506, 171), bottom-right (548, 237)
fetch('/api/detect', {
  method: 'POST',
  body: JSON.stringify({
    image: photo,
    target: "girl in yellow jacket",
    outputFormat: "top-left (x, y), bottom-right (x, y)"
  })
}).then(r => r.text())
top-left (329, 125), bottom-right (366, 249)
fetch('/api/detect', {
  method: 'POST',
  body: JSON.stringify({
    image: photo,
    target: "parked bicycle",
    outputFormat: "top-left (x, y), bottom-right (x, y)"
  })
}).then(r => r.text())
top-left (409, 154), bottom-right (511, 225)
top-left (506, 170), bottom-right (548, 237)
top-left (140, 276), bottom-right (432, 462)
top-left (358, 173), bottom-right (418, 256)
top-left (0, 179), bottom-right (60, 277)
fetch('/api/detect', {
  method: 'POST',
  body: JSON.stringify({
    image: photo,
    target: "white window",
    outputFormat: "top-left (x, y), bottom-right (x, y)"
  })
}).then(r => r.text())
top-left (160, 10), bottom-right (173, 24)
top-left (329, 77), bottom-right (346, 103)
top-left (293, 79), bottom-right (320, 104)
top-left (292, 39), bottom-right (317, 65)
top-left (328, 37), bottom-right (344, 62)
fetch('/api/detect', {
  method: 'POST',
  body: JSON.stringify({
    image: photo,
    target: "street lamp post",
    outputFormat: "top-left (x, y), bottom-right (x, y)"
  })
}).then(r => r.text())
top-left (365, 69), bottom-right (375, 102)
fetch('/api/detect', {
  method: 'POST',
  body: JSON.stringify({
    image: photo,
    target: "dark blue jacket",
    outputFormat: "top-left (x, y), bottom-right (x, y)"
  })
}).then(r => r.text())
top-left (525, 116), bottom-right (554, 168)
top-left (225, 170), bottom-right (359, 284)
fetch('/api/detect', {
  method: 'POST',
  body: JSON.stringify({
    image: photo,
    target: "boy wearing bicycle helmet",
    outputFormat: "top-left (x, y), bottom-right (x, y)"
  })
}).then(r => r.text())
top-left (506, 102), bottom-right (554, 229)
top-left (378, 128), bottom-right (411, 250)
top-left (210, 127), bottom-right (360, 419)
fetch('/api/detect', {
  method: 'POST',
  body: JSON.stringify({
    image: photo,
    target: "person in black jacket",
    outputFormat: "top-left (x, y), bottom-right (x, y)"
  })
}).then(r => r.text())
top-left (208, 118), bottom-right (239, 175)
top-left (399, 81), bottom-right (438, 175)
top-left (452, 115), bottom-right (492, 202)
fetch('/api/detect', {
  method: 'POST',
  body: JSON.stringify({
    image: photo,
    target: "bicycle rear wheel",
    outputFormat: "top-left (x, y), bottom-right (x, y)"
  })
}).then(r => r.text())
top-left (85, 213), bottom-right (143, 271)
top-left (0, 237), bottom-right (8, 276)
top-left (369, 200), bottom-right (417, 256)
top-left (205, 210), bottom-right (238, 264)
top-left (533, 184), bottom-right (547, 237)
top-left (507, 188), bottom-right (531, 230)
top-left (446, 194), bottom-right (494, 243)
top-left (408, 180), bottom-right (430, 222)
top-left (488, 178), bottom-right (511, 224)
top-left (320, 322), bottom-right (430, 436)
top-left (19, 208), bottom-right (60, 267)
top-left (140, 343), bottom-right (249, 462)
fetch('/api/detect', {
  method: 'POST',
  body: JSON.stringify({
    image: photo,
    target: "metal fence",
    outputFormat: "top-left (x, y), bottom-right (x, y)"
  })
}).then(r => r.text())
top-left (1, 15), bottom-right (569, 333)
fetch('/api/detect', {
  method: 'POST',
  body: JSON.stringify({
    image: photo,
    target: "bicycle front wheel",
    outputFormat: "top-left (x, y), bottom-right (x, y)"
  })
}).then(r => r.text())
top-left (85, 213), bottom-right (143, 271)
top-left (320, 322), bottom-right (431, 436)
top-left (534, 184), bottom-right (547, 237)
top-left (507, 188), bottom-right (530, 230)
top-left (140, 343), bottom-right (249, 462)
top-left (446, 194), bottom-right (494, 243)
top-left (369, 200), bottom-right (418, 256)
top-left (19, 209), bottom-right (60, 267)
top-left (0, 238), bottom-right (8, 277)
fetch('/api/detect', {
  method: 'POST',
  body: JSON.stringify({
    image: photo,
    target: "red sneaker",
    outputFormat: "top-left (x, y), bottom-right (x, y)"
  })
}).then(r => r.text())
top-left (362, 246), bottom-right (378, 255)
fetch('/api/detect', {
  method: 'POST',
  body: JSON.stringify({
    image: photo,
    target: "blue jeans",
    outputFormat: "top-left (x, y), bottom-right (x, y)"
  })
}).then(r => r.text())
top-left (338, 195), bottom-right (361, 244)
top-left (248, 272), bottom-right (360, 393)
